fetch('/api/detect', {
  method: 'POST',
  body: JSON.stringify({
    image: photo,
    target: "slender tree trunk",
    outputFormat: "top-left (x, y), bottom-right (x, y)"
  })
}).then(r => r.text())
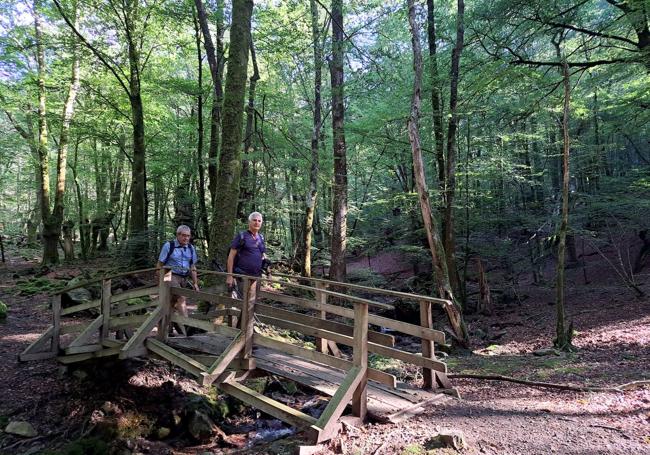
top-left (192, 9), bottom-right (210, 245)
top-left (329, 0), bottom-right (348, 282)
top-left (209, 0), bottom-right (254, 264)
top-left (443, 0), bottom-right (465, 297)
top-left (426, 0), bottom-right (445, 191)
top-left (555, 61), bottom-right (572, 351)
top-left (302, 0), bottom-right (323, 278)
top-left (194, 0), bottom-right (224, 206)
top-left (406, 0), bottom-right (469, 347)
top-left (238, 37), bottom-right (260, 220)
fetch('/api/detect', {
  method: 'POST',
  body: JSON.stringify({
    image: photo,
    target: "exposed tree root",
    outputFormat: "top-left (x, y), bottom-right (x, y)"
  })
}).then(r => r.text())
top-left (448, 374), bottom-right (650, 393)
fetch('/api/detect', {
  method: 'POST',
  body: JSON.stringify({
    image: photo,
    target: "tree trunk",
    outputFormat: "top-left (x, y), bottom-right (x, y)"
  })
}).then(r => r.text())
top-left (426, 0), bottom-right (445, 192)
top-left (192, 9), bottom-right (210, 245)
top-left (238, 37), bottom-right (260, 220)
top-left (329, 0), bottom-right (348, 283)
top-left (555, 61), bottom-right (572, 351)
top-left (443, 0), bottom-right (465, 298)
top-left (302, 0), bottom-right (323, 278)
top-left (194, 0), bottom-right (225, 207)
top-left (208, 0), bottom-right (254, 264)
top-left (406, 0), bottom-right (469, 347)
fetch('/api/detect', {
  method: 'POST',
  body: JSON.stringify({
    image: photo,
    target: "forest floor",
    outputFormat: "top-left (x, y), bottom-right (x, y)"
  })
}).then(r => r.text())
top-left (0, 242), bottom-right (649, 455)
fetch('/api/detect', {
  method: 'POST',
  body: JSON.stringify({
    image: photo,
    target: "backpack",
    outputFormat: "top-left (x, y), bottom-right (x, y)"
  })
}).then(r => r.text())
top-left (163, 240), bottom-right (195, 266)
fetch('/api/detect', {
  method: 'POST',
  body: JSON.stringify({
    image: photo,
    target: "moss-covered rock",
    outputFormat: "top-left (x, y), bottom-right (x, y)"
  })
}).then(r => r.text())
top-left (0, 301), bottom-right (7, 319)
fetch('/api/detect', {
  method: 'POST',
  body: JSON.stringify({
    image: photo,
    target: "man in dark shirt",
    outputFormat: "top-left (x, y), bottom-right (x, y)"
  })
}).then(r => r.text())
top-left (226, 212), bottom-right (266, 293)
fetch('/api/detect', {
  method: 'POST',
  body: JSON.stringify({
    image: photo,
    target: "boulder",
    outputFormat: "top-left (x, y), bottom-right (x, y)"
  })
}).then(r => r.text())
top-left (425, 430), bottom-right (467, 451)
top-left (62, 287), bottom-right (93, 308)
top-left (188, 410), bottom-right (218, 442)
top-left (5, 420), bottom-right (37, 438)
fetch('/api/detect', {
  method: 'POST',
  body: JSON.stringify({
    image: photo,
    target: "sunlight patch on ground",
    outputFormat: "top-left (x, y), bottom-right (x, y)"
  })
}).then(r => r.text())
top-left (1, 333), bottom-right (41, 343)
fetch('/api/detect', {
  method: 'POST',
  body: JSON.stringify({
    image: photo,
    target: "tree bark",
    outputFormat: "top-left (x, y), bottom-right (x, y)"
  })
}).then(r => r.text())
top-left (555, 61), bottom-right (572, 351)
top-left (406, 0), bottom-right (469, 347)
top-left (194, 0), bottom-right (225, 207)
top-left (208, 0), bottom-right (254, 264)
top-left (443, 0), bottom-right (465, 298)
top-left (426, 0), bottom-right (445, 191)
top-left (329, 0), bottom-right (348, 283)
top-left (301, 0), bottom-right (323, 278)
top-left (192, 8), bottom-right (210, 245)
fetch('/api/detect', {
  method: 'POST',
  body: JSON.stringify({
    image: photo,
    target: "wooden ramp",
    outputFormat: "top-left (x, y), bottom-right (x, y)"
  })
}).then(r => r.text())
top-left (20, 268), bottom-right (458, 443)
top-left (253, 348), bottom-right (450, 423)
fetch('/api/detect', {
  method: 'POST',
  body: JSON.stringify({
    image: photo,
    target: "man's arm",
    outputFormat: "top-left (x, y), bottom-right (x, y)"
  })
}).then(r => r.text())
top-left (190, 266), bottom-right (199, 290)
top-left (226, 248), bottom-right (238, 285)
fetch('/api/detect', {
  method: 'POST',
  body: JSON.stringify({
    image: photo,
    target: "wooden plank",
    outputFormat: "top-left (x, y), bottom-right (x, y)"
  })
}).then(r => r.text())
top-left (170, 314), bottom-right (241, 338)
top-left (65, 344), bottom-right (103, 355)
top-left (100, 279), bottom-right (112, 341)
top-left (193, 355), bottom-right (254, 371)
top-left (166, 333), bottom-right (235, 355)
top-left (19, 351), bottom-right (57, 361)
top-left (315, 282), bottom-right (328, 354)
top-left (352, 303), bottom-right (369, 419)
top-left (119, 305), bottom-right (164, 359)
top-left (255, 303), bottom-right (394, 347)
top-left (420, 299), bottom-right (434, 389)
top-left (200, 333), bottom-right (246, 386)
top-left (315, 366), bottom-right (365, 436)
top-left (112, 300), bottom-right (158, 315)
top-left (171, 287), bottom-right (242, 308)
top-left (369, 343), bottom-right (447, 373)
top-left (238, 278), bottom-right (255, 360)
top-left (146, 338), bottom-right (207, 377)
top-left (67, 315), bottom-right (103, 348)
top-left (109, 314), bottom-right (149, 329)
top-left (257, 315), bottom-right (355, 347)
top-left (253, 335), bottom-right (396, 388)
top-left (60, 322), bottom-right (88, 335)
top-left (110, 286), bottom-right (158, 303)
top-left (61, 299), bottom-right (101, 316)
top-left (51, 295), bottom-right (61, 354)
top-left (219, 380), bottom-right (320, 431)
top-left (258, 290), bottom-right (444, 343)
top-left (20, 325), bottom-right (54, 356)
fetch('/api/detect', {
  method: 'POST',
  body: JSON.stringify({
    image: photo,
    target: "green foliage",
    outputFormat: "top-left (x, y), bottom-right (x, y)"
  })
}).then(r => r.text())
top-left (15, 278), bottom-right (67, 296)
top-left (0, 301), bottom-right (7, 319)
top-left (347, 267), bottom-right (387, 288)
top-left (41, 437), bottom-right (109, 455)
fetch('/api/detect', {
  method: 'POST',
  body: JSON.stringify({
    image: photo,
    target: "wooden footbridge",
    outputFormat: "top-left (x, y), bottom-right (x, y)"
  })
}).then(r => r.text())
top-left (20, 268), bottom-right (456, 443)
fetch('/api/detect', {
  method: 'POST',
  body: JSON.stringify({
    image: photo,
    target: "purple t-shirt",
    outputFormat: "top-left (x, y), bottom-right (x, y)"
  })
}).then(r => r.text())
top-left (231, 231), bottom-right (265, 276)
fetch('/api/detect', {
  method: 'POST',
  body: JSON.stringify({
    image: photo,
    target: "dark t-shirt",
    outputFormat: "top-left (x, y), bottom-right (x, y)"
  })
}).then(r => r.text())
top-left (231, 231), bottom-right (265, 276)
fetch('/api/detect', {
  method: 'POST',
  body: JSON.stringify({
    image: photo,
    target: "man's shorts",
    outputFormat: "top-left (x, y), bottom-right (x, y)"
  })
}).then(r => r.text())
top-left (171, 273), bottom-right (188, 288)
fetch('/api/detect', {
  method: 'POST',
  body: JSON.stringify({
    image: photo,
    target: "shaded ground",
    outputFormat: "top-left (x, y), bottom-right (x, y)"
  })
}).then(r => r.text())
top-left (0, 242), bottom-right (649, 454)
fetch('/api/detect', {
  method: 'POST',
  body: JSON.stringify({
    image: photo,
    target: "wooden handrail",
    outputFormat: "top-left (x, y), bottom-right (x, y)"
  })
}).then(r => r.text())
top-left (53, 267), bottom-right (157, 295)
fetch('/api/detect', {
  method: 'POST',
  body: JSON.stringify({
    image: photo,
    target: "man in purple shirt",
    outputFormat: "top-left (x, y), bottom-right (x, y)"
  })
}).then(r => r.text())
top-left (226, 212), bottom-right (266, 293)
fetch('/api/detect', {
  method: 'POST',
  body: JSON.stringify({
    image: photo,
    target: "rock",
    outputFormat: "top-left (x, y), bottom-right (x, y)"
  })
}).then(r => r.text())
top-left (5, 420), bottom-right (37, 437)
top-left (156, 427), bottom-right (171, 439)
top-left (72, 369), bottom-right (88, 380)
top-left (473, 328), bottom-right (488, 339)
top-left (188, 410), bottom-right (218, 442)
top-left (101, 401), bottom-right (121, 415)
top-left (533, 348), bottom-right (560, 357)
top-left (62, 287), bottom-right (93, 307)
top-left (425, 430), bottom-right (467, 450)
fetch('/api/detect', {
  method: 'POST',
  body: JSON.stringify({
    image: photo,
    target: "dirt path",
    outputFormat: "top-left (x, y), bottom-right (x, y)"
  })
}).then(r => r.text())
top-left (0, 246), bottom-right (649, 454)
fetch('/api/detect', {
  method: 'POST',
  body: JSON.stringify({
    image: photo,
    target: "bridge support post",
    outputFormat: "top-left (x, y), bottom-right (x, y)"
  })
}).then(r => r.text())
top-left (237, 277), bottom-right (255, 370)
top-left (156, 269), bottom-right (172, 341)
top-left (100, 279), bottom-right (112, 343)
top-left (419, 299), bottom-right (435, 389)
top-left (351, 302), bottom-right (368, 419)
top-left (51, 294), bottom-right (61, 354)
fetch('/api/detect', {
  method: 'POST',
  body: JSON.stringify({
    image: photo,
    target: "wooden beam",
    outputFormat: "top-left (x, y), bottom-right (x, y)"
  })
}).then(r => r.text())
top-left (156, 269), bottom-right (172, 342)
top-left (65, 344), bottom-right (103, 355)
top-left (67, 315), bottom-right (103, 348)
top-left (171, 287), bottom-right (242, 308)
top-left (60, 299), bottom-right (101, 316)
top-left (109, 314), bottom-right (149, 330)
top-left (315, 282), bottom-right (328, 354)
top-left (100, 279), bottom-right (111, 341)
top-left (119, 305), bottom-right (164, 359)
top-left (258, 290), bottom-right (445, 343)
top-left (170, 314), bottom-right (241, 337)
top-left (254, 303), bottom-right (394, 346)
top-left (20, 325), bottom-right (54, 357)
top-left (111, 300), bottom-right (158, 316)
top-left (219, 380), bottom-right (320, 431)
top-left (352, 303), bottom-right (369, 419)
top-left (51, 295), bottom-right (61, 354)
top-left (369, 343), bottom-right (447, 373)
top-left (200, 333), bottom-right (245, 386)
top-left (420, 299), bottom-right (434, 389)
top-left (315, 366), bottom-right (365, 436)
top-left (110, 286), bottom-right (158, 303)
top-left (253, 334), bottom-right (396, 388)
top-left (19, 351), bottom-right (57, 361)
top-left (146, 338), bottom-right (207, 377)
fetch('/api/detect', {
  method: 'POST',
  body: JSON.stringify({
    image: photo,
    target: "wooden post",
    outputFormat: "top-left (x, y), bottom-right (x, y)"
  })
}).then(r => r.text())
top-left (100, 279), bottom-right (112, 342)
top-left (51, 294), bottom-right (61, 354)
top-left (315, 281), bottom-right (328, 354)
top-left (419, 299), bottom-right (435, 389)
top-left (156, 269), bottom-right (172, 341)
top-left (237, 277), bottom-right (255, 369)
top-left (351, 302), bottom-right (368, 419)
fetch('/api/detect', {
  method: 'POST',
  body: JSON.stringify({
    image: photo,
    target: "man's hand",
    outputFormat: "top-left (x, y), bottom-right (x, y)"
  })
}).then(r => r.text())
top-left (226, 275), bottom-right (234, 286)
top-left (193, 282), bottom-right (200, 291)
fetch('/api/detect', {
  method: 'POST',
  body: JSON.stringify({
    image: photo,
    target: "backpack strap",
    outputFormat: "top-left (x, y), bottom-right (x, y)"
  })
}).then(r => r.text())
top-left (163, 240), bottom-right (176, 264)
